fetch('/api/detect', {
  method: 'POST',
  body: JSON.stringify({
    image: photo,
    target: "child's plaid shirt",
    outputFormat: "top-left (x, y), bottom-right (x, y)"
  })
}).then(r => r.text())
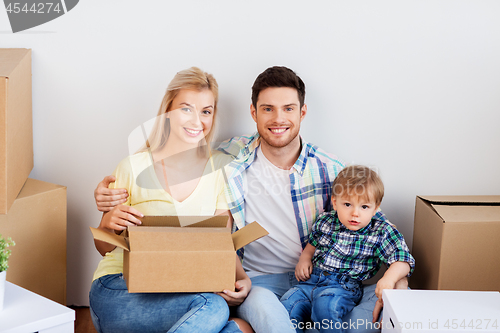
top-left (309, 211), bottom-right (416, 281)
top-left (217, 132), bottom-right (344, 256)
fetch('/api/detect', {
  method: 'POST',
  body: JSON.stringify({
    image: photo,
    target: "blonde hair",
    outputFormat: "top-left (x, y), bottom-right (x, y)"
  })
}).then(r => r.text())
top-left (138, 67), bottom-right (219, 155)
top-left (332, 165), bottom-right (384, 206)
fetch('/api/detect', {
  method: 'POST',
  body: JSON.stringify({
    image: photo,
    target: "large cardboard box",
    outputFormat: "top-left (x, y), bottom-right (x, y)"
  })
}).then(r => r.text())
top-left (382, 289), bottom-right (500, 332)
top-left (0, 48), bottom-right (33, 214)
top-left (410, 195), bottom-right (500, 291)
top-left (91, 216), bottom-right (268, 293)
top-left (0, 178), bottom-right (67, 304)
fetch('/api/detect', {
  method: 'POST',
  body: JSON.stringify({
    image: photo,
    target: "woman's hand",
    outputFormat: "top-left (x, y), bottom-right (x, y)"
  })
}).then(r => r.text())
top-left (94, 205), bottom-right (144, 256)
top-left (217, 278), bottom-right (251, 307)
top-left (99, 205), bottom-right (144, 232)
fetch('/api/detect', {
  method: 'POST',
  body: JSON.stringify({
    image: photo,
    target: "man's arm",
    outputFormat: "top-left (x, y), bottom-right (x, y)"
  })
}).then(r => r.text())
top-left (94, 175), bottom-right (129, 212)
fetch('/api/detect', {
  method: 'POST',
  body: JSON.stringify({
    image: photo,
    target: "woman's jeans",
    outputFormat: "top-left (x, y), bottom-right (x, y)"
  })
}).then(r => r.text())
top-left (89, 274), bottom-right (241, 333)
top-left (281, 268), bottom-right (362, 333)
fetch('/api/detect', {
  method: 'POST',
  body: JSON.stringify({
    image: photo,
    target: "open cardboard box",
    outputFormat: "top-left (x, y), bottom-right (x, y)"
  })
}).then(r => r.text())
top-left (410, 195), bottom-right (500, 291)
top-left (91, 215), bottom-right (268, 293)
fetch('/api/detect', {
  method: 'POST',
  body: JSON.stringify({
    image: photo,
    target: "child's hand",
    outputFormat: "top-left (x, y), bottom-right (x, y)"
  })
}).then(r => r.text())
top-left (295, 257), bottom-right (313, 282)
top-left (375, 275), bottom-right (397, 301)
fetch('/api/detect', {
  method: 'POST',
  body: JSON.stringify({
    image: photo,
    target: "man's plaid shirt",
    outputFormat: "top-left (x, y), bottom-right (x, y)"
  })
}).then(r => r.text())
top-left (309, 211), bottom-right (416, 281)
top-left (217, 132), bottom-right (344, 255)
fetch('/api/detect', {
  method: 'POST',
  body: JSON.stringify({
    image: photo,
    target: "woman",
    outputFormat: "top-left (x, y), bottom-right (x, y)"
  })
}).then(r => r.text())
top-left (89, 67), bottom-right (250, 333)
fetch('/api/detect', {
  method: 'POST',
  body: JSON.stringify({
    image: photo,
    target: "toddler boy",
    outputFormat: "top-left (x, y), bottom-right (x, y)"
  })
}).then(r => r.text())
top-left (281, 165), bottom-right (415, 332)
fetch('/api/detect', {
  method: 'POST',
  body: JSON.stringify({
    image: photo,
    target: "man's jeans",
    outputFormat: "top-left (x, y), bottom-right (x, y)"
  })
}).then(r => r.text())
top-left (236, 271), bottom-right (380, 333)
top-left (89, 274), bottom-right (241, 333)
top-left (281, 268), bottom-right (362, 333)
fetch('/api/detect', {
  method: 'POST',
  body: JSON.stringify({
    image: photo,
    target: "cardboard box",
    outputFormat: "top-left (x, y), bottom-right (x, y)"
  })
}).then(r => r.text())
top-left (91, 216), bottom-right (268, 293)
top-left (0, 178), bottom-right (67, 304)
top-left (0, 48), bottom-right (33, 214)
top-left (410, 195), bottom-right (500, 291)
top-left (382, 289), bottom-right (500, 332)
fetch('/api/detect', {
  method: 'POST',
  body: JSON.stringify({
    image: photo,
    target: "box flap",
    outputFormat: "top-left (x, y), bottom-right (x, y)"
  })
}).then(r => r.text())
top-left (430, 204), bottom-right (500, 223)
top-left (418, 195), bottom-right (500, 205)
top-left (0, 49), bottom-right (31, 77)
top-left (90, 227), bottom-right (130, 251)
top-left (232, 222), bottom-right (269, 251)
top-left (140, 215), bottom-right (228, 227)
top-left (128, 226), bottom-right (233, 251)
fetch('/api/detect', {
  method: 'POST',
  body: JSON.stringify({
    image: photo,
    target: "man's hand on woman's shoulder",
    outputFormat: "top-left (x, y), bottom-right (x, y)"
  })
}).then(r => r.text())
top-left (94, 175), bottom-right (129, 212)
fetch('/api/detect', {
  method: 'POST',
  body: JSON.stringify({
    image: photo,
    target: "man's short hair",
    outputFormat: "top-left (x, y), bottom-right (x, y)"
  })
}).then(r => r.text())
top-left (251, 66), bottom-right (306, 108)
top-left (332, 165), bottom-right (385, 206)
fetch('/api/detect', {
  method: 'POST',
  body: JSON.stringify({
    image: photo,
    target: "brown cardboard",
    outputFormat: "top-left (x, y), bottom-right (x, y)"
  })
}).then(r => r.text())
top-left (91, 217), bottom-right (268, 293)
top-left (0, 178), bottom-right (67, 304)
top-left (410, 195), bottom-right (500, 292)
top-left (0, 48), bottom-right (33, 214)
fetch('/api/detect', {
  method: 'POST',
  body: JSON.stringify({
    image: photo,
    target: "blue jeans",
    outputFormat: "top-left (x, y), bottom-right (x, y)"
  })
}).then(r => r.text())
top-left (89, 274), bottom-right (241, 333)
top-left (281, 268), bottom-right (362, 333)
top-left (235, 271), bottom-right (380, 333)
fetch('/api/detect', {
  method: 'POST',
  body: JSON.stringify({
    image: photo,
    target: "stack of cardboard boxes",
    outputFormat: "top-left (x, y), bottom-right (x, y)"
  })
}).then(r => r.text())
top-left (0, 48), bottom-right (67, 305)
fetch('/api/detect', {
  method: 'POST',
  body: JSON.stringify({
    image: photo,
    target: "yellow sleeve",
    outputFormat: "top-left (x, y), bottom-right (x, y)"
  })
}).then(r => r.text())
top-left (216, 172), bottom-right (229, 211)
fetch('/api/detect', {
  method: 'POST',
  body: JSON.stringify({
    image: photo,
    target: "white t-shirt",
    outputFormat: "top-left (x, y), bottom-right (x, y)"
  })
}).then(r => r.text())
top-left (242, 147), bottom-right (302, 277)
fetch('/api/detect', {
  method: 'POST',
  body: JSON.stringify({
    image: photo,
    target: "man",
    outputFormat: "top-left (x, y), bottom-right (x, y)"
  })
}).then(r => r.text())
top-left (95, 66), bottom-right (405, 333)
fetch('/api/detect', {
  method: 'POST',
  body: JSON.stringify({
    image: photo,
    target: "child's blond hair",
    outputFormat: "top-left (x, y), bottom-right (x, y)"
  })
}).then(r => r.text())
top-left (332, 165), bottom-right (384, 206)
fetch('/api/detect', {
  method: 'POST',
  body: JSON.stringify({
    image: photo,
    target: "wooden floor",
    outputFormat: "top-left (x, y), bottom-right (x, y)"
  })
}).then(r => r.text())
top-left (70, 306), bottom-right (98, 333)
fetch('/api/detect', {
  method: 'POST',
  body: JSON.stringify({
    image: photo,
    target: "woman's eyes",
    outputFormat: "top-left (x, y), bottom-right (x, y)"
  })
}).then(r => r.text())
top-left (181, 107), bottom-right (212, 115)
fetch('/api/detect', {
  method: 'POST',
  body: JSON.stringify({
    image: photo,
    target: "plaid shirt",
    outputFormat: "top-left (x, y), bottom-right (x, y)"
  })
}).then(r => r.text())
top-left (309, 211), bottom-right (416, 281)
top-left (217, 132), bottom-right (344, 257)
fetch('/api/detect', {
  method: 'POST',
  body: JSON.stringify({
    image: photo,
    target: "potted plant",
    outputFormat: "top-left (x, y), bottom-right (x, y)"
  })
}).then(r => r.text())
top-left (0, 234), bottom-right (15, 311)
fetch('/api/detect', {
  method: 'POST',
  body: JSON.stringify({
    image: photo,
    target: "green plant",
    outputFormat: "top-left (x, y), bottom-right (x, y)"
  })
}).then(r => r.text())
top-left (0, 235), bottom-right (15, 272)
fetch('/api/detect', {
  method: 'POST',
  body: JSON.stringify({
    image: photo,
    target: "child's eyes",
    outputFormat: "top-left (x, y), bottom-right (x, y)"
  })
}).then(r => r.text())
top-left (344, 203), bottom-right (351, 207)
top-left (362, 205), bottom-right (369, 209)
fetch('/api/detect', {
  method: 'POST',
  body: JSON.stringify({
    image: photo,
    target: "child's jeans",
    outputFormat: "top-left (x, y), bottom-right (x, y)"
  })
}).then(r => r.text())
top-left (280, 268), bottom-right (363, 333)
